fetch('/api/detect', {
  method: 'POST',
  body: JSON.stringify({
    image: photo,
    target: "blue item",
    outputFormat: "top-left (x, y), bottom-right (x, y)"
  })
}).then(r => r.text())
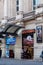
top-left (6, 50), bottom-right (9, 58)
top-left (6, 37), bottom-right (16, 45)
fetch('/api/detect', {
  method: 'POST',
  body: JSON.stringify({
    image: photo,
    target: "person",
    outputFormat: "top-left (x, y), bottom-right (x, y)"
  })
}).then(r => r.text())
top-left (0, 48), bottom-right (2, 58)
top-left (40, 51), bottom-right (43, 61)
top-left (9, 50), bottom-right (14, 58)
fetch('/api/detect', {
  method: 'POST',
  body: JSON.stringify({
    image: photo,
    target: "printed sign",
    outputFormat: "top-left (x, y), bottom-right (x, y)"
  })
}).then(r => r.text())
top-left (36, 25), bottom-right (42, 43)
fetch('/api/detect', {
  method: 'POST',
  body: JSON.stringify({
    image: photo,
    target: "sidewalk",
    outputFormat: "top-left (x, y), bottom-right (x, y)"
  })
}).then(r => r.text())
top-left (0, 58), bottom-right (43, 65)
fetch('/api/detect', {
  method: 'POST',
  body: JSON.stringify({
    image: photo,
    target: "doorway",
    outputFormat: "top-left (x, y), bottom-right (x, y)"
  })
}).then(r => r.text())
top-left (22, 29), bottom-right (35, 59)
top-left (9, 50), bottom-right (14, 58)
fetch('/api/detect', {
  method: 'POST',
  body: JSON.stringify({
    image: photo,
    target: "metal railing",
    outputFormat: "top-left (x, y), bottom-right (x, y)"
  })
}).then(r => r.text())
top-left (23, 4), bottom-right (43, 21)
top-left (33, 4), bottom-right (43, 9)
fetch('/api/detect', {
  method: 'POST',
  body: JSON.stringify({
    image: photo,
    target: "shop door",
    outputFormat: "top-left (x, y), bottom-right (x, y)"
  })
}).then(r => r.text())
top-left (9, 50), bottom-right (14, 58)
top-left (22, 29), bottom-right (35, 59)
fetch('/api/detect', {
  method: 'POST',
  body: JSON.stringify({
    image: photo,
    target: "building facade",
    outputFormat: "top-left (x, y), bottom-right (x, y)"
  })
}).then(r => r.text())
top-left (0, 0), bottom-right (33, 20)
top-left (0, 0), bottom-right (43, 60)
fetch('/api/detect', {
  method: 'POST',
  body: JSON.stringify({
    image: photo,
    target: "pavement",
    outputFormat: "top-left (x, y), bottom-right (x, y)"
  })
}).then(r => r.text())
top-left (0, 58), bottom-right (43, 65)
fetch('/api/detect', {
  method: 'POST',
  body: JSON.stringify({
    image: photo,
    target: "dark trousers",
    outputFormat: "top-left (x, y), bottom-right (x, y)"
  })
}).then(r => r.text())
top-left (0, 50), bottom-right (2, 58)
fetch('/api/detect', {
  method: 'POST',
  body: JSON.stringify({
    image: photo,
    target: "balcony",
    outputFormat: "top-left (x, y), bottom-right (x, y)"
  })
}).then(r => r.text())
top-left (22, 4), bottom-right (43, 22)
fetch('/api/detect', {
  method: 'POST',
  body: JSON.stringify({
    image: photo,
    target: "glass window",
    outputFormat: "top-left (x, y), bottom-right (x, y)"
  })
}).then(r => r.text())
top-left (33, 0), bottom-right (42, 6)
top-left (16, 0), bottom-right (19, 11)
top-left (33, 0), bottom-right (42, 10)
top-left (17, 6), bottom-right (19, 11)
top-left (33, 0), bottom-right (35, 10)
top-left (17, 0), bottom-right (19, 5)
top-left (35, 0), bottom-right (40, 5)
top-left (33, 0), bottom-right (35, 6)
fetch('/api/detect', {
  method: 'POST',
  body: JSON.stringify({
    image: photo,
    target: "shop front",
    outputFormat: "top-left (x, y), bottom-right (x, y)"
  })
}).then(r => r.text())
top-left (1, 20), bottom-right (43, 60)
top-left (21, 29), bottom-right (35, 59)
top-left (24, 19), bottom-right (43, 60)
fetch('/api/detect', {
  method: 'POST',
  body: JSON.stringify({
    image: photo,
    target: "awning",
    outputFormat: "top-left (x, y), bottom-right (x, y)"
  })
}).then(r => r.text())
top-left (0, 23), bottom-right (25, 38)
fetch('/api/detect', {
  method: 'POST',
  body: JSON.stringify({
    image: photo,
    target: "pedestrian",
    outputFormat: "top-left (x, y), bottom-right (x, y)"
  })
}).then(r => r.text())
top-left (40, 50), bottom-right (43, 62)
top-left (0, 48), bottom-right (2, 58)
